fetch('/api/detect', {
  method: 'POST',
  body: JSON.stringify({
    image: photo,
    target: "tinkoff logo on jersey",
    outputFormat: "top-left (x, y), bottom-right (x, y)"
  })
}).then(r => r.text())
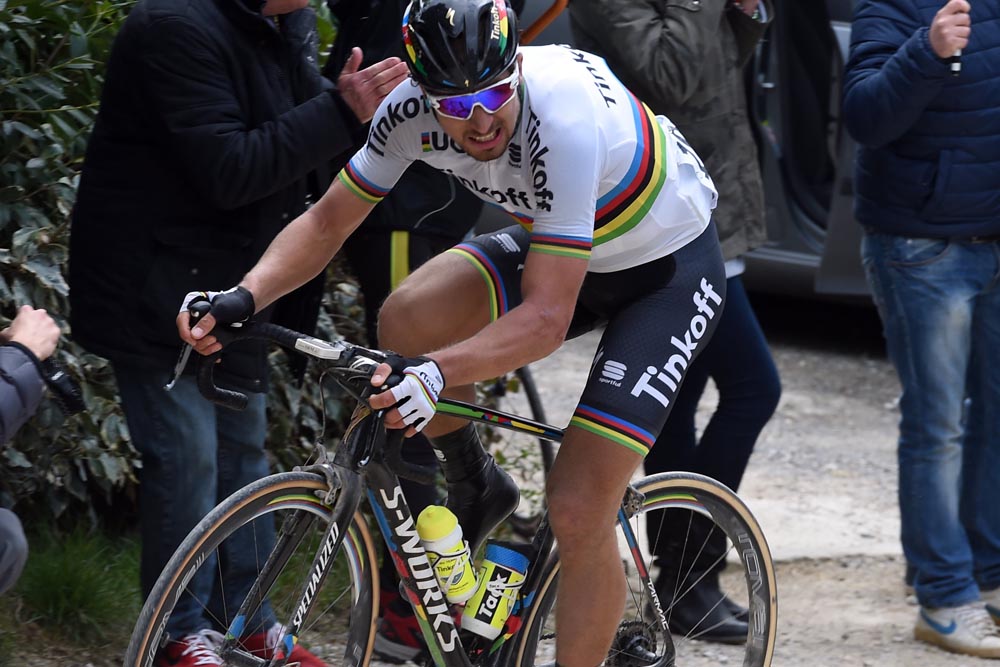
top-left (525, 109), bottom-right (553, 212)
top-left (421, 131), bottom-right (465, 154)
top-left (367, 94), bottom-right (433, 157)
top-left (451, 172), bottom-right (532, 208)
top-left (568, 48), bottom-right (618, 109)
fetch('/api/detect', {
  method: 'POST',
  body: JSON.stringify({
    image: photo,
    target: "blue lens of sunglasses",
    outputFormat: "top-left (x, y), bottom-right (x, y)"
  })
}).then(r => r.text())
top-left (431, 73), bottom-right (518, 120)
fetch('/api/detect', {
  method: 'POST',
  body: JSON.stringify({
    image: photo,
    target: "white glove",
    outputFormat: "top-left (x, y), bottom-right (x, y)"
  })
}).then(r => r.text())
top-left (384, 358), bottom-right (445, 432)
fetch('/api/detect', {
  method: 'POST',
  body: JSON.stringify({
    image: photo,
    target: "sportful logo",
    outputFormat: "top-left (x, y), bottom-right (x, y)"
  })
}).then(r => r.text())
top-left (600, 360), bottom-right (627, 387)
top-left (631, 278), bottom-right (723, 407)
top-left (508, 142), bottom-right (522, 168)
top-left (379, 487), bottom-right (459, 652)
top-left (492, 232), bottom-right (521, 253)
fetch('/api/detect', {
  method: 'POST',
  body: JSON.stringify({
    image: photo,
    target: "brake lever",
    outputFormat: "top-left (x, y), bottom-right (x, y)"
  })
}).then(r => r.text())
top-left (165, 303), bottom-right (208, 391)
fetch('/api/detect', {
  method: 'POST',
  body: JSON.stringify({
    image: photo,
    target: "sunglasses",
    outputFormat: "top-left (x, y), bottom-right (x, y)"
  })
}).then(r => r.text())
top-left (426, 68), bottom-right (520, 120)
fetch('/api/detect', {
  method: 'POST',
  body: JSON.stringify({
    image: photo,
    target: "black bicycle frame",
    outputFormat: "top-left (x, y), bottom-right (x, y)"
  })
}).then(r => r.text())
top-left (217, 385), bottom-right (568, 667)
top-left (363, 394), bottom-right (566, 667)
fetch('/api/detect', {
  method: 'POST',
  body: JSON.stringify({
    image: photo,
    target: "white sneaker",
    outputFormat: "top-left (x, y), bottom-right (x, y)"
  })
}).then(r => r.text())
top-left (984, 586), bottom-right (1000, 625)
top-left (915, 602), bottom-right (1000, 658)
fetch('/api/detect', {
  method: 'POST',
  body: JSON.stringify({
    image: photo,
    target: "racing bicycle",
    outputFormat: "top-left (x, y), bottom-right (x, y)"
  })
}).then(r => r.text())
top-left (124, 317), bottom-right (777, 667)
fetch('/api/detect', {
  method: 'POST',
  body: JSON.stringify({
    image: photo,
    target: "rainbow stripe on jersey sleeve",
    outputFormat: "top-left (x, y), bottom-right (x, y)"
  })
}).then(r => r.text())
top-left (338, 160), bottom-right (389, 204)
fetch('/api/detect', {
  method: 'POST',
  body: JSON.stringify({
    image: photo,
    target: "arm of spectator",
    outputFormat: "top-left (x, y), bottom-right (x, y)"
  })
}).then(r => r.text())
top-left (843, 0), bottom-right (961, 148)
top-left (0, 306), bottom-right (60, 444)
top-left (140, 17), bottom-right (406, 211)
top-left (568, 0), bottom-right (724, 106)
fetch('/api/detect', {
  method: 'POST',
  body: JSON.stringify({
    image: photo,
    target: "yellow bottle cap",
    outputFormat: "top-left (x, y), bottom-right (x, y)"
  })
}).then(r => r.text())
top-left (416, 505), bottom-right (459, 541)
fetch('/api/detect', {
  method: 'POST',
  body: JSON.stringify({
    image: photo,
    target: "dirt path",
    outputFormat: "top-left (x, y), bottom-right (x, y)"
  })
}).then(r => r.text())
top-left (525, 296), bottom-right (987, 666)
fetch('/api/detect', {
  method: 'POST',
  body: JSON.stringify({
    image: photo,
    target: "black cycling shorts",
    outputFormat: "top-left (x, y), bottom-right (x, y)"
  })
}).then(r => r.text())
top-left (447, 223), bottom-right (726, 457)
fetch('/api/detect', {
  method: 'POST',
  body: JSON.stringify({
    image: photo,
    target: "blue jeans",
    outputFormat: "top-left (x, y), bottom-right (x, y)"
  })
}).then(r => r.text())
top-left (115, 365), bottom-right (276, 636)
top-left (644, 276), bottom-right (781, 573)
top-left (862, 232), bottom-right (1000, 608)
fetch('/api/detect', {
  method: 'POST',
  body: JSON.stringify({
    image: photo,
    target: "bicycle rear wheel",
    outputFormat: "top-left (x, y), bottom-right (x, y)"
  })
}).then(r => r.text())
top-left (514, 472), bottom-right (777, 667)
top-left (124, 471), bottom-right (378, 667)
top-left (478, 366), bottom-right (554, 539)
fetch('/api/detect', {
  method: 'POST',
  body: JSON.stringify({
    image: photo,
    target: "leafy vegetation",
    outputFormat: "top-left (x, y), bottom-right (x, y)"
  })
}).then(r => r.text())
top-left (0, 0), bottom-right (361, 523)
top-left (1, 0), bottom-right (138, 520)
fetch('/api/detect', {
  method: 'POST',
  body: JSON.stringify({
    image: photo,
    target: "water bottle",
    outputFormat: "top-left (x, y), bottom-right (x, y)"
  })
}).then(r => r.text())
top-left (461, 539), bottom-right (533, 640)
top-left (416, 505), bottom-right (479, 604)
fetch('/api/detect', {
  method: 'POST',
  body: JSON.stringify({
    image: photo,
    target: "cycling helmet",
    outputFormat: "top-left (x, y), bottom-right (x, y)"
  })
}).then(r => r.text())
top-left (402, 0), bottom-right (519, 94)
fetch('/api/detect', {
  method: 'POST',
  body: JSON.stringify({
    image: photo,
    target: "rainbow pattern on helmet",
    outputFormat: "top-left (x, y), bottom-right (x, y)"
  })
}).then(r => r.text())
top-left (401, 5), bottom-right (426, 77)
top-left (402, 0), bottom-right (514, 88)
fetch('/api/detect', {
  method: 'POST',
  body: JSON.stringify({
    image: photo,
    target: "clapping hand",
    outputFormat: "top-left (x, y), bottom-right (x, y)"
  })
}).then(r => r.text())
top-left (337, 47), bottom-right (410, 123)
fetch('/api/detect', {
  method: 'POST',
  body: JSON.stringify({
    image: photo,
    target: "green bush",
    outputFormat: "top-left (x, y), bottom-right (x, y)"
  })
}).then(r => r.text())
top-left (1, 0), bottom-right (138, 520)
top-left (0, 1), bottom-right (362, 523)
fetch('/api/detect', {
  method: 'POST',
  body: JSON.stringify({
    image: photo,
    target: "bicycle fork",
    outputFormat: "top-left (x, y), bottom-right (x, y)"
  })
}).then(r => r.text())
top-left (217, 466), bottom-right (365, 667)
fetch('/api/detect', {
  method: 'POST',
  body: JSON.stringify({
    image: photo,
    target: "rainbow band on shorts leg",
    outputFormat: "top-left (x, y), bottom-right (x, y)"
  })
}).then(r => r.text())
top-left (569, 404), bottom-right (654, 456)
top-left (445, 243), bottom-right (510, 322)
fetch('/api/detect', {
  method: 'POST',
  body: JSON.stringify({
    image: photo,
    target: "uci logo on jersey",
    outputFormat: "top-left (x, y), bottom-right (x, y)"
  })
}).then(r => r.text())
top-left (421, 131), bottom-right (465, 154)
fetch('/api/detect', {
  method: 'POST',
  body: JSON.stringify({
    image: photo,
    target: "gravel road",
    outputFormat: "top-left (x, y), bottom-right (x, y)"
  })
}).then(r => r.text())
top-left (526, 293), bottom-right (989, 667)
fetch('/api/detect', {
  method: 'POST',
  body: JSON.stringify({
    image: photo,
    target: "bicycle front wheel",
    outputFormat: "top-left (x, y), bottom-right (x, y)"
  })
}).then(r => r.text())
top-left (515, 472), bottom-right (777, 667)
top-left (124, 471), bottom-right (379, 667)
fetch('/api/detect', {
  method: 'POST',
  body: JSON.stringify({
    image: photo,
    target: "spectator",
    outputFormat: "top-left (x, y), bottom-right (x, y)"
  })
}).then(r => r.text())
top-left (0, 305), bottom-right (61, 594)
top-left (843, 0), bottom-right (1000, 658)
top-left (322, 1), bottom-right (487, 660)
top-left (569, 0), bottom-right (779, 644)
top-left (67, 0), bottom-right (407, 664)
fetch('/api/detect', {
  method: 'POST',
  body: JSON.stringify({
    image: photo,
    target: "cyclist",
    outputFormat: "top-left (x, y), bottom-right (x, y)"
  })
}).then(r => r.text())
top-left (179, 1), bottom-right (726, 664)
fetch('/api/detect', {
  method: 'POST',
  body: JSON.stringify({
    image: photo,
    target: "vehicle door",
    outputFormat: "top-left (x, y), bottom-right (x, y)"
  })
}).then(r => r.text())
top-left (749, 0), bottom-right (869, 299)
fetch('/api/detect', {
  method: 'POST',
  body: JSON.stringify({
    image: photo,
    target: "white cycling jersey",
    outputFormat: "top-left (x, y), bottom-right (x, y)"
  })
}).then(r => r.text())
top-left (339, 44), bottom-right (718, 273)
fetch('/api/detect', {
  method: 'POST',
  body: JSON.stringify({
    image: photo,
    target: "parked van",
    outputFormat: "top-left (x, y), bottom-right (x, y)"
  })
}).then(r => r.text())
top-left (518, 0), bottom-right (867, 301)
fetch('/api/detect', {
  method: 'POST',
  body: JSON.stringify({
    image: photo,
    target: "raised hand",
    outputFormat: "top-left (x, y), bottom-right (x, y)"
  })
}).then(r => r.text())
top-left (337, 47), bottom-right (411, 123)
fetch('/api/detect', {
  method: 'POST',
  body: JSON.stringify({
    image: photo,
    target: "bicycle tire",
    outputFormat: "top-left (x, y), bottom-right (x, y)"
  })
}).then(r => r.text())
top-left (124, 471), bottom-right (379, 667)
top-left (514, 472), bottom-right (777, 667)
top-left (477, 365), bottom-right (554, 540)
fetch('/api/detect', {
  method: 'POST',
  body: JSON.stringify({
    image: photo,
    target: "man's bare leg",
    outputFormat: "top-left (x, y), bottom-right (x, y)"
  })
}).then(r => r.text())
top-left (546, 427), bottom-right (643, 667)
top-left (377, 249), bottom-right (519, 551)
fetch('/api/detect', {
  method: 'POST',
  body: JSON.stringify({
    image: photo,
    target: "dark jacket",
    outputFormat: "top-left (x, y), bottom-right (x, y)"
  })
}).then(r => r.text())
top-left (0, 345), bottom-right (44, 444)
top-left (569, 0), bottom-right (772, 261)
top-left (844, 0), bottom-right (1000, 238)
top-left (69, 0), bottom-right (364, 391)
